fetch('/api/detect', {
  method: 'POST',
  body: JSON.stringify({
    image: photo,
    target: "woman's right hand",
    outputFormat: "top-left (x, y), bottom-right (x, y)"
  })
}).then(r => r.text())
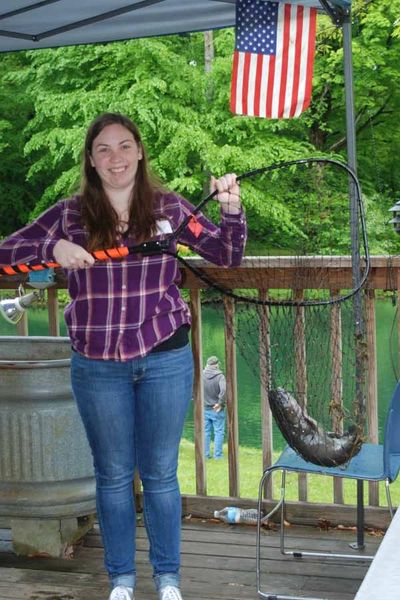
top-left (53, 239), bottom-right (95, 270)
top-left (210, 173), bottom-right (241, 215)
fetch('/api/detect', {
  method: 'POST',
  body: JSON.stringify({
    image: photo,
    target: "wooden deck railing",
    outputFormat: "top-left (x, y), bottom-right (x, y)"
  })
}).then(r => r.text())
top-left (1, 255), bottom-right (399, 529)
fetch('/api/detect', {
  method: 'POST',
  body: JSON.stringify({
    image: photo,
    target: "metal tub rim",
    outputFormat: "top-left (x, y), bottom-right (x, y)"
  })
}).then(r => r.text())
top-left (0, 335), bottom-right (71, 368)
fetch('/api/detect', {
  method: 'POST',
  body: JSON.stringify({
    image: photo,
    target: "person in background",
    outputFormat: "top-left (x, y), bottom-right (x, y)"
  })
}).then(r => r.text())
top-left (0, 112), bottom-right (247, 600)
top-left (203, 356), bottom-right (227, 459)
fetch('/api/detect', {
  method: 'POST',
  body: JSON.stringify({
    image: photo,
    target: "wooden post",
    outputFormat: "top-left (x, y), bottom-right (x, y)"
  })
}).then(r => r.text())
top-left (366, 289), bottom-right (379, 506)
top-left (294, 292), bottom-right (307, 502)
top-left (47, 288), bottom-right (60, 336)
top-left (259, 291), bottom-right (273, 499)
top-left (224, 296), bottom-right (240, 498)
top-left (190, 289), bottom-right (206, 496)
top-left (330, 292), bottom-right (344, 504)
top-left (16, 312), bottom-right (28, 336)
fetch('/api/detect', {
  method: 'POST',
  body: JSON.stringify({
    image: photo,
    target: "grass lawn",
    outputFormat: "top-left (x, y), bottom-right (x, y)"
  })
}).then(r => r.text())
top-left (178, 438), bottom-right (400, 508)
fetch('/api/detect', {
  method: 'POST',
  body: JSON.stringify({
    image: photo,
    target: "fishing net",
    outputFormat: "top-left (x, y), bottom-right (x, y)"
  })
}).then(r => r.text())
top-left (176, 158), bottom-right (369, 467)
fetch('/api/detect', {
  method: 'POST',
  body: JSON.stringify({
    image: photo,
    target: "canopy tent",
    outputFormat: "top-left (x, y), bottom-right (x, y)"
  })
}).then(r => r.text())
top-left (0, 0), bottom-right (351, 52)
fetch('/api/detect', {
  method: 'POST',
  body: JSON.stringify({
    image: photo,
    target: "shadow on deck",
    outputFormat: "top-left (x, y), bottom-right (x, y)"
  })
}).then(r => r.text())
top-left (0, 517), bottom-right (382, 600)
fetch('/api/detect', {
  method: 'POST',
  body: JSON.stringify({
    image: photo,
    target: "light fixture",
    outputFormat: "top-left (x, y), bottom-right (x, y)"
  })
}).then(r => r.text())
top-left (0, 267), bottom-right (56, 325)
top-left (388, 200), bottom-right (400, 234)
top-left (0, 285), bottom-right (42, 325)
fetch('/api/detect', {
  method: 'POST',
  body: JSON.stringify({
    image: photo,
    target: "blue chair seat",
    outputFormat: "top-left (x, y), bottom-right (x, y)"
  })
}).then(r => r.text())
top-left (274, 443), bottom-right (400, 482)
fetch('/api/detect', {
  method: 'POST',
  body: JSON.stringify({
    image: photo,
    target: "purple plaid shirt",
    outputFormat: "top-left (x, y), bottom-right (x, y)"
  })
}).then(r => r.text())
top-left (0, 192), bottom-right (247, 360)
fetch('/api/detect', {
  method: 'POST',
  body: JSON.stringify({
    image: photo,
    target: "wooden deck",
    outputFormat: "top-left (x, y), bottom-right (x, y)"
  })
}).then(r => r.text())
top-left (0, 517), bottom-right (382, 600)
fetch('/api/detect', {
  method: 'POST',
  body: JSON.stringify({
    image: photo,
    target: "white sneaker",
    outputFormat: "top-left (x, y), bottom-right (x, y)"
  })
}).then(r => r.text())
top-left (159, 586), bottom-right (183, 600)
top-left (109, 586), bottom-right (134, 600)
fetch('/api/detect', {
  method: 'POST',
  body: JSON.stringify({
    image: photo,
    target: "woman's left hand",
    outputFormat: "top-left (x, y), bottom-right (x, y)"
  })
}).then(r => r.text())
top-left (210, 173), bottom-right (241, 215)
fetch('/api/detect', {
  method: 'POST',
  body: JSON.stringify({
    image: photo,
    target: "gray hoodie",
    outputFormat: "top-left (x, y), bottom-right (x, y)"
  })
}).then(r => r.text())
top-left (202, 366), bottom-right (226, 409)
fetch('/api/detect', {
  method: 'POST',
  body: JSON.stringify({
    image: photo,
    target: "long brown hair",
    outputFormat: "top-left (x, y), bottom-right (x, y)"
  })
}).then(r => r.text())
top-left (80, 112), bottom-right (162, 251)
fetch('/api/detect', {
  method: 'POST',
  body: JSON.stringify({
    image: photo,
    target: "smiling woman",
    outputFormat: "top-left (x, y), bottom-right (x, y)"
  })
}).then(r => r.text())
top-left (0, 111), bottom-right (247, 600)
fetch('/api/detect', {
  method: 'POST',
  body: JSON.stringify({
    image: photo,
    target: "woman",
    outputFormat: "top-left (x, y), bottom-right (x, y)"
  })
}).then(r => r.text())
top-left (0, 112), bottom-right (247, 600)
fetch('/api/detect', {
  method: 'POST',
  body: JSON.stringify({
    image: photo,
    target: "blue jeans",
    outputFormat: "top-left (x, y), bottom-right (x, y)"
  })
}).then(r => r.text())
top-left (204, 408), bottom-right (226, 458)
top-left (71, 344), bottom-right (193, 591)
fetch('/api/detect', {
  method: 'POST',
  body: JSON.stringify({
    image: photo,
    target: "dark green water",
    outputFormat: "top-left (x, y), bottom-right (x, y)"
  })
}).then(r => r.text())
top-left (0, 299), bottom-right (398, 449)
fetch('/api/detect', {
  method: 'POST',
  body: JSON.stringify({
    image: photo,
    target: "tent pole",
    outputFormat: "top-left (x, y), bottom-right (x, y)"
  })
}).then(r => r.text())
top-left (343, 9), bottom-right (366, 549)
top-left (342, 10), bottom-right (357, 173)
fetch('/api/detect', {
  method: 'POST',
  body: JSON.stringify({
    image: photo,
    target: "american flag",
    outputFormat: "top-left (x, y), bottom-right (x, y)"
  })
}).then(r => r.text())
top-left (230, 0), bottom-right (317, 118)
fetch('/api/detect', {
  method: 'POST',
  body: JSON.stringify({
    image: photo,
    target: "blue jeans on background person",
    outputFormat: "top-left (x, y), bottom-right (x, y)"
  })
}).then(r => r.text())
top-left (204, 408), bottom-right (226, 459)
top-left (71, 344), bottom-right (194, 592)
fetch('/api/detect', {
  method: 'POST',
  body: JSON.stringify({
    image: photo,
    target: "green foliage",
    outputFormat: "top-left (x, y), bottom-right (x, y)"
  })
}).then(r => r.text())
top-left (0, 54), bottom-right (37, 236)
top-left (0, 1), bottom-right (399, 253)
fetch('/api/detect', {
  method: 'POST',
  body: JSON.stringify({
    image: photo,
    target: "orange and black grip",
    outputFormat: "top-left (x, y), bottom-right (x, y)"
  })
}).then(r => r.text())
top-left (0, 246), bottom-right (130, 278)
top-left (0, 261), bottom-right (60, 277)
top-left (0, 239), bottom-right (172, 278)
top-left (91, 246), bottom-right (130, 261)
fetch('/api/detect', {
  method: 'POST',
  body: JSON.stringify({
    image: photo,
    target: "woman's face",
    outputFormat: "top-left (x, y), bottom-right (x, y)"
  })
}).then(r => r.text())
top-left (90, 123), bottom-right (143, 196)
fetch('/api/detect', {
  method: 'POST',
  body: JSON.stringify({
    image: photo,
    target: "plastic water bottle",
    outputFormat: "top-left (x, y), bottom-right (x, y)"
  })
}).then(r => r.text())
top-left (214, 506), bottom-right (259, 524)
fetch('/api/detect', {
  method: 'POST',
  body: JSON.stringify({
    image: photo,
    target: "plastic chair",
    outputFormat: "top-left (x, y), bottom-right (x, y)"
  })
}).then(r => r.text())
top-left (256, 380), bottom-right (400, 600)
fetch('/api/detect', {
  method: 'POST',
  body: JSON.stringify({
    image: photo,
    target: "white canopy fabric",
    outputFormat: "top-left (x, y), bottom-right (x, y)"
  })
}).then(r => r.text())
top-left (0, 0), bottom-right (351, 53)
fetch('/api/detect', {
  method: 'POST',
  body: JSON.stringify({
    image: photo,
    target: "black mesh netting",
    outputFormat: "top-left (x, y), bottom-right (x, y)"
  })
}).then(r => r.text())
top-left (177, 158), bottom-right (369, 467)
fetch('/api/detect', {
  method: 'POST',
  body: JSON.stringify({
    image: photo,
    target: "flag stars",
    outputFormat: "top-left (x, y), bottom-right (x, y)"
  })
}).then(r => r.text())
top-left (235, 0), bottom-right (278, 55)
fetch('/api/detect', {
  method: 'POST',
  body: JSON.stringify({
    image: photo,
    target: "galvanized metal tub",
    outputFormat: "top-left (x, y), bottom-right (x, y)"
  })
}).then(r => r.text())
top-left (0, 336), bottom-right (96, 518)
